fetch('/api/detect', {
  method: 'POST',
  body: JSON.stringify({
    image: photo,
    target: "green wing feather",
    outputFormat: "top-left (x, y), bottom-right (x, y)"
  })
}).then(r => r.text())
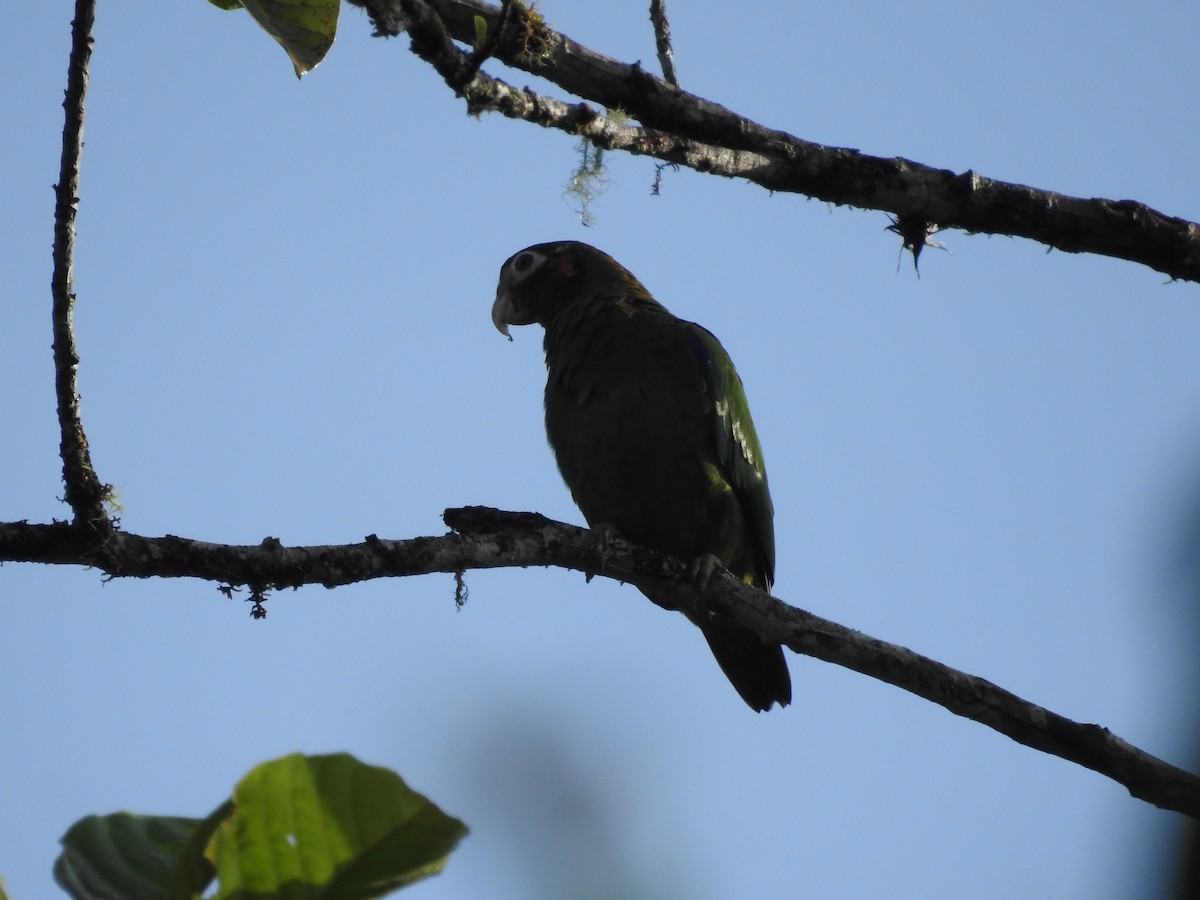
top-left (681, 323), bottom-right (775, 589)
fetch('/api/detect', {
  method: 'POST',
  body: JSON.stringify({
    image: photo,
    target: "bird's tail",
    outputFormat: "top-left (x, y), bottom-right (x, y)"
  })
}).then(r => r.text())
top-left (699, 619), bottom-right (792, 712)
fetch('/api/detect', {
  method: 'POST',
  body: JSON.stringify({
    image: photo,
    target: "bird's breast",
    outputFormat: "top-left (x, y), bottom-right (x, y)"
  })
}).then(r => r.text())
top-left (543, 325), bottom-right (723, 562)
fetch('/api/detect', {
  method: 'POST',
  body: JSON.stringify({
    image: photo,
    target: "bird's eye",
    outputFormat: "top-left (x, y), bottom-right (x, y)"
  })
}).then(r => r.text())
top-left (513, 252), bottom-right (536, 274)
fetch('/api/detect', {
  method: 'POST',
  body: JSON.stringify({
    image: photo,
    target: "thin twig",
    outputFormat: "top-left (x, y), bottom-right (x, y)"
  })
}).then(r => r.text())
top-left (51, 0), bottom-right (109, 527)
top-left (460, 0), bottom-right (513, 87)
top-left (648, 0), bottom-right (678, 86)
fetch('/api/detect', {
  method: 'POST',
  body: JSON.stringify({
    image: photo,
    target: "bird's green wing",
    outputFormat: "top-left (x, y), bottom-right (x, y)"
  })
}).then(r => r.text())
top-left (681, 323), bottom-right (775, 587)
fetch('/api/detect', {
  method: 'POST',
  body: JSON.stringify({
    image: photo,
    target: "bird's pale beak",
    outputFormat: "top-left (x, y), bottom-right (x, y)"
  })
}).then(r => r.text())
top-left (491, 288), bottom-right (514, 340)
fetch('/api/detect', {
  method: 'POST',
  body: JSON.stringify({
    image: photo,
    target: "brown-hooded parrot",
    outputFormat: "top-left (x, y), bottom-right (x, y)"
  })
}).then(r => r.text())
top-left (491, 241), bottom-right (791, 712)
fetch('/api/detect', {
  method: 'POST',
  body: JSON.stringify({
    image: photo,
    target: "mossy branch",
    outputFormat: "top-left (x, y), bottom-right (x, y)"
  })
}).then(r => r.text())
top-left (350, 0), bottom-right (1200, 282)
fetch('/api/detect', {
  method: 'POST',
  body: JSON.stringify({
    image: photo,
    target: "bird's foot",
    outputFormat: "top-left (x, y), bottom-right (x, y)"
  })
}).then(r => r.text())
top-left (689, 552), bottom-right (724, 596)
top-left (585, 522), bottom-right (621, 583)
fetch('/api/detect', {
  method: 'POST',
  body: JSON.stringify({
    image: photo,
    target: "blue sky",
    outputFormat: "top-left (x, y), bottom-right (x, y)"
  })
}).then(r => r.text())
top-left (4, 2), bottom-right (1200, 897)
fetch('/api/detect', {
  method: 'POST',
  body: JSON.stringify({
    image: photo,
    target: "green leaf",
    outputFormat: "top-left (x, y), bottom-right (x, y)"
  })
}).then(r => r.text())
top-left (473, 15), bottom-right (488, 48)
top-left (52, 754), bottom-right (461, 899)
top-left (168, 800), bottom-right (235, 899)
top-left (209, 753), bottom-right (468, 899)
top-left (212, 0), bottom-right (339, 77)
top-left (54, 813), bottom-right (208, 900)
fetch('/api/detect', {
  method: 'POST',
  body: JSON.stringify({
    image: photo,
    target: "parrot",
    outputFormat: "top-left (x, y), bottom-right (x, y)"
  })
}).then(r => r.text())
top-left (491, 240), bottom-right (791, 712)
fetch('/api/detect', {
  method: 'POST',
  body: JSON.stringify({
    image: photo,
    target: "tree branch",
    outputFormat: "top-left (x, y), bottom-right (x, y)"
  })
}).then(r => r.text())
top-left (360, 0), bottom-right (1200, 282)
top-left (648, 0), bottom-right (678, 87)
top-left (52, 0), bottom-right (110, 529)
top-left (3, 507), bottom-right (1198, 818)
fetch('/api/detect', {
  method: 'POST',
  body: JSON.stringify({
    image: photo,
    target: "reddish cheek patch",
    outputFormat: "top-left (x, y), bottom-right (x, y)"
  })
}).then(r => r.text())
top-left (548, 258), bottom-right (575, 279)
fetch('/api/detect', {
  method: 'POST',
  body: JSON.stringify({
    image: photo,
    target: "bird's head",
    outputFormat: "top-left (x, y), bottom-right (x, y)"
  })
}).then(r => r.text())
top-left (491, 241), bottom-right (652, 339)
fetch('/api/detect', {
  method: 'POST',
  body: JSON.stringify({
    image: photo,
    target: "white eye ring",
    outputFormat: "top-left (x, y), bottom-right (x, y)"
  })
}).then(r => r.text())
top-left (509, 250), bottom-right (545, 280)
